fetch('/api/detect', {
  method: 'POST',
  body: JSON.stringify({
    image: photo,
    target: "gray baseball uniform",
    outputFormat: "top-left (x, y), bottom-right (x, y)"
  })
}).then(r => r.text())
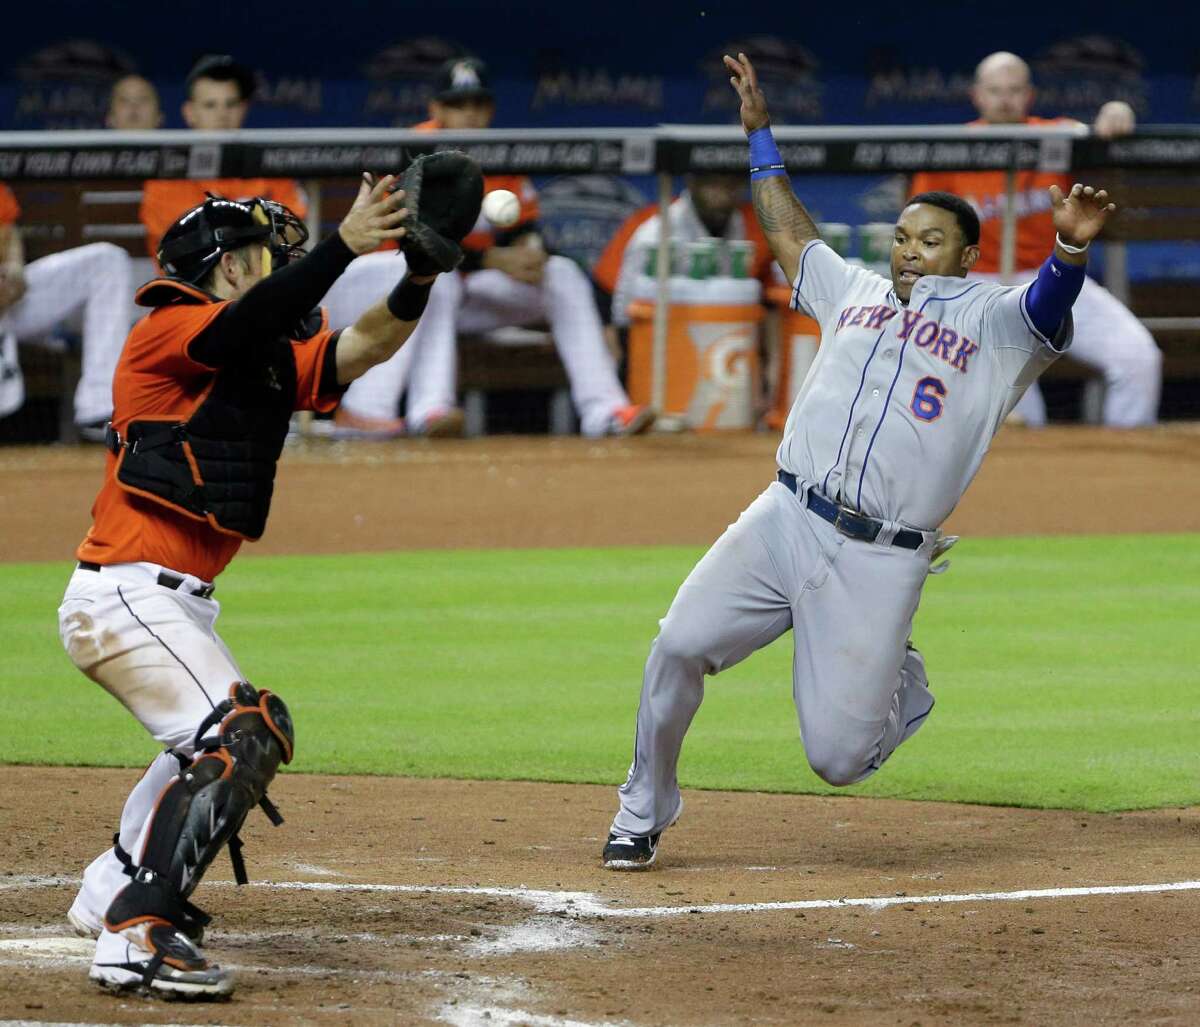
top-left (611, 239), bottom-right (1072, 838)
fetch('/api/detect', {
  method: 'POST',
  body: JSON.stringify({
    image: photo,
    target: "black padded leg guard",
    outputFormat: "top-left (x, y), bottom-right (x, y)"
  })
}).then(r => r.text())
top-left (104, 682), bottom-right (294, 935)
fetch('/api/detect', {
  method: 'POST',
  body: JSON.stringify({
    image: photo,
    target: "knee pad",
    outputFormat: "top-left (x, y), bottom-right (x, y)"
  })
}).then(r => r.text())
top-left (105, 682), bottom-right (294, 935)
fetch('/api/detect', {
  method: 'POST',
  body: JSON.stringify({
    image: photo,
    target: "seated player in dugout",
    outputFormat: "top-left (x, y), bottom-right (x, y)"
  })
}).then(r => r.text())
top-left (58, 154), bottom-right (483, 997)
top-left (910, 50), bottom-right (1160, 427)
top-left (139, 55), bottom-right (307, 262)
top-left (105, 73), bottom-right (163, 131)
top-left (594, 172), bottom-right (775, 330)
top-left (322, 56), bottom-right (655, 439)
top-left (0, 182), bottom-right (133, 439)
top-left (593, 172), bottom-right (779, 423)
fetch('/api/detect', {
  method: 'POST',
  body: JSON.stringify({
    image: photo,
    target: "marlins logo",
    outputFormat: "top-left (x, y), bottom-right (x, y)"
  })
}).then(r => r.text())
top-left (448, 61), bottom-right (482, 91)
top-left (13, 39), bottom-right (137, 129)
top-left (1033, 35), bottom-right (1147, 120)
top-left (362, 38), bottom-right (461, 124)
top-left (702, 37), bottom-right (822, 120)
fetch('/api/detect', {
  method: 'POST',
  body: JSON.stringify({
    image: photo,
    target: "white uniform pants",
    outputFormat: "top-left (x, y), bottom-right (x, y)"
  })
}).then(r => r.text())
top-left (987, 271), bottom-right (1161, 427)
top-left (612, 481), bottom-right (936, 838)
top-left (0, 243), bottom-right (133, 424)
top-left (58, 562), bottom-right (240, 927)
top-left (324, 253), bottom-right (630, 436)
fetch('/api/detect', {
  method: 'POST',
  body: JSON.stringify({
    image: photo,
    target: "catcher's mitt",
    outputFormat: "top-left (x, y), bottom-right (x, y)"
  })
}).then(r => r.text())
top-left (399, 151), bottom-right (484, 275)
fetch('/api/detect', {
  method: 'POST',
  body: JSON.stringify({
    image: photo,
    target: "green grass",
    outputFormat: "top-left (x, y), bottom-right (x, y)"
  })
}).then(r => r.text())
top-left (3, 535), bottom-right (1198, 811)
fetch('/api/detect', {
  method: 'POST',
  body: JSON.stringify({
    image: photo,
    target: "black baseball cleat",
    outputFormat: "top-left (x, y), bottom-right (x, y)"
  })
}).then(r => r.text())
top-left (602, 830), bottom-right (663, 870)
top-left (603, 799), bottom-right (682, 871)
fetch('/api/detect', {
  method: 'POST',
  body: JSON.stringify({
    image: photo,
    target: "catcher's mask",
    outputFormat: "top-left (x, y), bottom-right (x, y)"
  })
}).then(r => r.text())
top-left (157, 195), bottom-right (309, 285)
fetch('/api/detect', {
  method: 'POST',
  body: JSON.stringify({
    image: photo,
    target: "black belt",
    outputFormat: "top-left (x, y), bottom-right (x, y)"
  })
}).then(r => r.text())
top-left (776, 471), bottom-right (925, 551)
top-left (77, 561), bottom-right (215, 600)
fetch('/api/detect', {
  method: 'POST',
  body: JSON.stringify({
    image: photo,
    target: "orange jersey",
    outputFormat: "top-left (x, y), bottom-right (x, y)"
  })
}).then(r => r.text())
top-left (140, 179), bottom-right (308, 260)
top-left (77, 295), bottom-right (340, 580)
top-left (0, 183), bottom-right (19, 225)
top-left (412, 119), bottom-right (539, 251)
top-left (909, 117), bottom-right (1074, 273)
top-left (593, 205), bottom-right (657, 294)
top-left (593, 199), bottom-right (774, 295)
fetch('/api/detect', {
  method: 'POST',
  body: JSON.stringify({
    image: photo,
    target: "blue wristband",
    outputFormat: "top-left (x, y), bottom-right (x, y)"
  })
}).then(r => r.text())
top-left (748, 127), bottom-right (786, 180)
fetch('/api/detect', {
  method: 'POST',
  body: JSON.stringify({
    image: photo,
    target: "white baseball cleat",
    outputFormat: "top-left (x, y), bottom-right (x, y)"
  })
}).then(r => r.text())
top-left (90, 924), bottom-right (233, 998)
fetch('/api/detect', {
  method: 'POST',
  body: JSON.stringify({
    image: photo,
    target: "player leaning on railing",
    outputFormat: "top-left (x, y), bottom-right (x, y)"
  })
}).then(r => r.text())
top-left (601, 52), bottom-right (1116, 870)
top-left (57, 154), bottom-right (482, 997)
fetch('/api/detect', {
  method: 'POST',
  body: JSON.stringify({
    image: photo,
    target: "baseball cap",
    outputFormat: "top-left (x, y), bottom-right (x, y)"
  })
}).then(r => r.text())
top-left (185, 54), bottom-right (256, 101)
top-left (433, 57), bottom-right (494, 103)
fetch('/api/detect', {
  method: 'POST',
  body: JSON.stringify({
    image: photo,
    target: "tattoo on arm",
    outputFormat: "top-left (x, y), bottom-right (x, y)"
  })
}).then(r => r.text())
top-left (751, 177), bottom-right (821, 243)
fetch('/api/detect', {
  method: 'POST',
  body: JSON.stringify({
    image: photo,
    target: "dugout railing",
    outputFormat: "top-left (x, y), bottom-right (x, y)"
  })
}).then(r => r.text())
top-left (2, 124), bottom-right (1198, 436)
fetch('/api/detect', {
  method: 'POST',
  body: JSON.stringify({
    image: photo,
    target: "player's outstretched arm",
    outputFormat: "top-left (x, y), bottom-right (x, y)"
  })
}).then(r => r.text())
top-left (333, 173), bottom-right (441, 384)
top-left (724, 52), bottom-right (820, 283)
top-left (1021, 183), bottom-right (1118, 341)
top-left (335, 271), bottom-right (437, 384)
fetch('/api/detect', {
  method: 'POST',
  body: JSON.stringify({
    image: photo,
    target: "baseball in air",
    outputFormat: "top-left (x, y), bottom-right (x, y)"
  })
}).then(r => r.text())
top-left (482, 189), bottom-right (521, 228)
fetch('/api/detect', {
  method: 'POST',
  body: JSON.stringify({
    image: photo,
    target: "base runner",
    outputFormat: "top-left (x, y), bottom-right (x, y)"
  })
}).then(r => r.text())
top-left (602, 53), bottom-right (1114, 870)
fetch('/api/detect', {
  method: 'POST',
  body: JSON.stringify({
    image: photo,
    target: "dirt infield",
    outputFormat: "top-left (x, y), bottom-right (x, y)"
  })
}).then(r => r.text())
top-left (2, 426), bottom-right (1199, 1024)
top-left (3, 771), bottom-right (1200, 1026)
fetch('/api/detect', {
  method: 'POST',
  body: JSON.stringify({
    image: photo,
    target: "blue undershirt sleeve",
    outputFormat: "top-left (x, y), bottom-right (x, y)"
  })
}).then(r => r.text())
top-left (1024, 254), bottom-right (1086, 343)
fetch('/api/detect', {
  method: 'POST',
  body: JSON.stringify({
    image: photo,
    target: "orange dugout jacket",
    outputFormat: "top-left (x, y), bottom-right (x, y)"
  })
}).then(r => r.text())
top-left (0, 184), bottom-right (20, 225)
top-left (140, 178), bottom-right (308, 261)
top-left (909, 117), bottom-right (1075, 274)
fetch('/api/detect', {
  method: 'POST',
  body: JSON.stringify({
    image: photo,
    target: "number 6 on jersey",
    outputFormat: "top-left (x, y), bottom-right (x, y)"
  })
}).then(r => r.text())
top-left (911, 376), bottom-right (946, 422)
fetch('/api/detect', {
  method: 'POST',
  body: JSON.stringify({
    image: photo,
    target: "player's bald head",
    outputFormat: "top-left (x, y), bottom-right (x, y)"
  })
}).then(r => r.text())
top-left (971, 51), bottom-right (1034, 124)
top-left (975, 52), bottom-right (1030, 86)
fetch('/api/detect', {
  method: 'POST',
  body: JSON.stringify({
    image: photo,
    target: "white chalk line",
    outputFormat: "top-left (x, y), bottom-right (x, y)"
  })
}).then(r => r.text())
top-left (6, 876), bottom-right (1193, 1027)
top-left (5, 873), bottom-right (1200, 918)
top-left (438, 1006), bottom-right (628, 1027)
top-left (248, 877), bottom-right (1200, 918)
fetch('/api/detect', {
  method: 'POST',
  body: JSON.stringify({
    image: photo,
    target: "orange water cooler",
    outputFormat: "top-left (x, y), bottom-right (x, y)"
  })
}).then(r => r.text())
top-left (627, 277), bottom-right (764, 431)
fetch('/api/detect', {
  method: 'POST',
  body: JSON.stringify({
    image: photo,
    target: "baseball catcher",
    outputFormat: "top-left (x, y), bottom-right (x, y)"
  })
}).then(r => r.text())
top-left (58, 155), bottom-right (481, 997)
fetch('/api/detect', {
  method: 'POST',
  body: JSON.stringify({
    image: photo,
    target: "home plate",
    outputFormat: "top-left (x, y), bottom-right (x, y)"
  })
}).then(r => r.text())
top-left (0, 936), bottom-right (93, 958)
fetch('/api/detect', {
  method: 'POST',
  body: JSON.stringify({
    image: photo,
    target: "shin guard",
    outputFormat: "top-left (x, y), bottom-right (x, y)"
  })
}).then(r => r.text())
top-left (105, 682), bottom-right (294, 940)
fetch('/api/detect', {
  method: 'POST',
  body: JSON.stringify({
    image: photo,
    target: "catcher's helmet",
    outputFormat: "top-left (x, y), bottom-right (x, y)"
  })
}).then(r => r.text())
top-left (157, 195), bottom-right (308, 285)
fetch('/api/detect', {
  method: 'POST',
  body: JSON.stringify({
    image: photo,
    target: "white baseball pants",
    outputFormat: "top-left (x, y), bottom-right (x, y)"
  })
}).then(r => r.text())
top-left (0, 243), bottom-right (133, 425)
top-left (324, 254), bottom-right (630, 436)
top-left (611, 481), bottom-right (936, 838)
top-left (58, 562), bottom-right (240, 930)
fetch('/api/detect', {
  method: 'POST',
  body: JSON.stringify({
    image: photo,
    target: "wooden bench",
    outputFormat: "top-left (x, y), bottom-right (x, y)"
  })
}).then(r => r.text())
top-left (458, 328), bottom-right (574, 436)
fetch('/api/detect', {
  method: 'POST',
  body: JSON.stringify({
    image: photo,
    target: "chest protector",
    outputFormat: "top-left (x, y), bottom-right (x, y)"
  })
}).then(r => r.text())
top-left (112, 280), bottom-right (322, 541)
